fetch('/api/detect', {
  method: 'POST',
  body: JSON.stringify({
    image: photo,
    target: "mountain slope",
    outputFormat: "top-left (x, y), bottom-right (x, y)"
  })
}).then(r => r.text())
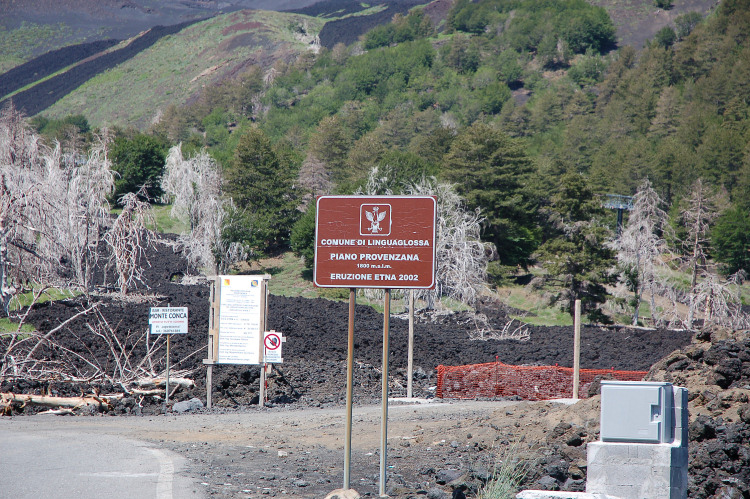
top-left (35, 10), bottom-right (324, 129)
top-left (0, 0), bottom-right (321, 69)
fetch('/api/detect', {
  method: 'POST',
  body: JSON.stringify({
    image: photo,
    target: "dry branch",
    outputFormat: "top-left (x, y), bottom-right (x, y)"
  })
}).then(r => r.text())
top-left (1, 392), bottom-right (115, 410)
top-left (134, 377), bottom-right (195, 389)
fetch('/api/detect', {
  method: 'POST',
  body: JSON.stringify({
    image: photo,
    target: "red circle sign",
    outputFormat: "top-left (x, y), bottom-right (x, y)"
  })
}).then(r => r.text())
top-left (264, 334), bottom-right (281, 350)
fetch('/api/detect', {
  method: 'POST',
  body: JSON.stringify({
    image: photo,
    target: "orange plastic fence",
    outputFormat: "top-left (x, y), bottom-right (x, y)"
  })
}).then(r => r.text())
top-left (436, 361), bottom-right (647, 401)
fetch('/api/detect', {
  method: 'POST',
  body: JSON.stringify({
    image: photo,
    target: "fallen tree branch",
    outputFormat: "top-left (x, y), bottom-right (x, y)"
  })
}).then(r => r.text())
top-left (0, 392), bottom-right (113, 410)
top-left (20, 302), bottom-right (100, 365)
top-left (37, 408), bottom-right (76, 415)
top-left (131, 388), bottom-right (164, 396)
top-left (134, 376), bottom-right (195, 389)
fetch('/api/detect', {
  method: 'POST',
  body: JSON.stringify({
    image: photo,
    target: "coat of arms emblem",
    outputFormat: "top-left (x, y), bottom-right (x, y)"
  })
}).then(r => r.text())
top-left (360, 204), bottom-right (391, 236)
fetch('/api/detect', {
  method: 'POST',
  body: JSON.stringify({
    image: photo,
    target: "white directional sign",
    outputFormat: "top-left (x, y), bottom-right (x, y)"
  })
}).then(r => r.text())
top-left (149, 307), bottom-right (188, 335)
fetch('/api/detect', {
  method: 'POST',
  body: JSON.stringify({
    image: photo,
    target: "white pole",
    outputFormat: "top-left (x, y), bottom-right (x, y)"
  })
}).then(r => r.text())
top-left (407, 289), bottom-right (414, 399)
top-left (379, 289), bottom-right (391, 497)
top-left (165, 335), bottom-right (170, 413)
top-left (165, 303), bottom-right (171, 413)
top-left (344, 288), bottom-right (355, 490)
top-left (573, 300), bottom-right (581, 400)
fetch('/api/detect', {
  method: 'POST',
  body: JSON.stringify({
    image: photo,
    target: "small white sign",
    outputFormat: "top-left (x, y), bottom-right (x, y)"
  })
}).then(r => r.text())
top-left (263, 331), bottom-right (285, 364)
top-left (149, 307), bottom-right (189, 335)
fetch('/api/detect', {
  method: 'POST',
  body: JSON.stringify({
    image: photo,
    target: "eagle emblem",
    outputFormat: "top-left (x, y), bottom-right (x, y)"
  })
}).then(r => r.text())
top-left (365, 206), bottom-right (387, 233)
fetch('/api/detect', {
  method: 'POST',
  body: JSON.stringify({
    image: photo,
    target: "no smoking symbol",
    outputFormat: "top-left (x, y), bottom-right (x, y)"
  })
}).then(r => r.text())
top-left (264, 334), bottom-right (281, 350)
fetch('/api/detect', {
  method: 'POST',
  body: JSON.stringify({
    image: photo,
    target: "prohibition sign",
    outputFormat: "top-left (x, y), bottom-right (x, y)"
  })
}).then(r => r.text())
top-left (264, 333), bottom-right (281, 350)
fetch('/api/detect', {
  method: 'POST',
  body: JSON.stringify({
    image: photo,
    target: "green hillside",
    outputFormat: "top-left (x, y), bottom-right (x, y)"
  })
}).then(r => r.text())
top-left (40, 10), bottom-right (324, 129)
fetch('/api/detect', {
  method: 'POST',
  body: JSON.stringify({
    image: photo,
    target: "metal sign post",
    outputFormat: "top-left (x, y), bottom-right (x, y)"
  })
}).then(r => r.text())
top-left (148, 305), bottom-right (189, 413)
top-left (344, 288), bottom-right (355, 490)
top-left (379, 289), bottom-right (391, 497)
top-left (165, 334), bottom-right (170, 411)
top-left (407, 289), bottom-right (414, 399)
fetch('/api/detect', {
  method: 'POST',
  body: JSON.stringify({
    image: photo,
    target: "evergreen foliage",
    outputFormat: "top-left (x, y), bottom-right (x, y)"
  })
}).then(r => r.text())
top-left (224, 128), bottom-right (300, 255)
top-left (711, 206), bottom-right (750, 275)
top-left (535, 174), bottom-right (615, 320)
top-left (110, 133), bottom-right (168, 203)
top-left (442, 123), bottom-right (540, 268)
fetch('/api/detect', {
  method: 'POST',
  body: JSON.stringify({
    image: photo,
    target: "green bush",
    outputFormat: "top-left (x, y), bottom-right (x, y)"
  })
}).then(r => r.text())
top-left (290, 206), bottom-right (316, 269)
top-left (110, 133), bottom-right (168, 203)
top-left (653, 26), bottom-right (676, 48)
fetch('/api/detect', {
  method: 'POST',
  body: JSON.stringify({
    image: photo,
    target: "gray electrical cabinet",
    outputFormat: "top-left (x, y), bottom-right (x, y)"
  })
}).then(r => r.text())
top-left (600, 381), bottom-right (674, 444)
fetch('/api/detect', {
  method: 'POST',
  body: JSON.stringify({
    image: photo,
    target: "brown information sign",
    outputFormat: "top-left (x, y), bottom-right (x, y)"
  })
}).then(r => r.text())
top-left (314, 195), bottom-right (436, 289)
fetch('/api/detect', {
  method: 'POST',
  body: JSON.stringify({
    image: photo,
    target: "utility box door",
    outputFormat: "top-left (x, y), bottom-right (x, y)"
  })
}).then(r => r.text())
top-left (600, 381), bottom-right (673, 443)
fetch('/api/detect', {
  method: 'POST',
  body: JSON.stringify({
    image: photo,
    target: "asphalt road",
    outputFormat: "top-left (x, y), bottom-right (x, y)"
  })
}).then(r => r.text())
top-left (0, 415), bottom-right (204, 499)
top-left (0, 400), bottom-right (518, 498)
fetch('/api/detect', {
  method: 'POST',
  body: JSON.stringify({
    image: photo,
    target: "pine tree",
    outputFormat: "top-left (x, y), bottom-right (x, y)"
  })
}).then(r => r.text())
top-left (224, 128), bottom-right (299, 255)
top-left (535, 173), bottom-right (616, 320)
top-left (442, 123), bottom-right (540, 268)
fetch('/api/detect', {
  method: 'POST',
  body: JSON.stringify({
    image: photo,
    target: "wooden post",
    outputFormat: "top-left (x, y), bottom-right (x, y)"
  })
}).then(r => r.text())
top-left (407, 289), bottom-right (414, 399)
top-left (206, 364), bottom-right (213, 409)
top-left (573, 299), bottom-right (581, 400)
top-left (344, 288), bottom-right (355, 490)
top-left (205, 278), bottom-right (219, 409)
top-left (379, 289), bottom-right (391, 497)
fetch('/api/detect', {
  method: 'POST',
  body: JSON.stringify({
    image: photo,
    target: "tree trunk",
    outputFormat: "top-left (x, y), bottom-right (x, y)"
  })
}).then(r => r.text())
top-left (0, 221), bottom-right (12, 317)
top-left (1, 392), bottom-right (119, 410)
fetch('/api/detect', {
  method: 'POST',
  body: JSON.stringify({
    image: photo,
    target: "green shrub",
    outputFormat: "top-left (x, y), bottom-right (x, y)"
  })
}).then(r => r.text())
top-left (653, 26), bottom-right (676, 48)
top-left (110, 133), bottom-right (168, 203)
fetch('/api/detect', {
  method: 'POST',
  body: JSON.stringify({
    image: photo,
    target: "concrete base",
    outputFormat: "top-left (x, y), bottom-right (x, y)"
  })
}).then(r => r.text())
top-left (517, 492), bottom-right (620, 499)
top-left (586, 442), bottom-right (688, 499)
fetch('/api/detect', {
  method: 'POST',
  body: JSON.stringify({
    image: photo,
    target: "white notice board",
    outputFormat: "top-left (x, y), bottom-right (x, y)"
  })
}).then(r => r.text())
top-left (217, 275), bottom-right (266, 364)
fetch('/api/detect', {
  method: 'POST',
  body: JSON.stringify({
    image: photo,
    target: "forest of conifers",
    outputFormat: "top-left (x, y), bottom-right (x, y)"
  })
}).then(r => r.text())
top-left (24, 0), bottom-right (750, 323)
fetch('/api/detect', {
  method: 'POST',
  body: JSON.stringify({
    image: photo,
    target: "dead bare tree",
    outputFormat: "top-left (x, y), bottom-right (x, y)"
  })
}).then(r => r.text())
top-left (356, 167), bottom-right (493, 309)
top-left (161, 144), bottom-right (246, 274)
top-left (0, 102), bottom-right (47, 315)
top-left (105, 188), bottom-right (156, 294)
top-left (678, 179), bottom-right (726, 329)
top-left (298, 153), bottom-right (333, 205)
top-left (48, 130), bottom-right (114, 293)
top-left (695, 270), bottom-right (748, 329)
top-left (610, 179), bottom-right (672, 325)
top-left (1, 105), bottom-right (118, 312)
top-left (407, 177), bottom-right (492, 308)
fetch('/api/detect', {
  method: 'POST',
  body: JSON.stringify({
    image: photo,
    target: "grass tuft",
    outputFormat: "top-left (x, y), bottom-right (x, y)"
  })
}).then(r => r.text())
top-left (475, 444), bottom-right (528, 499)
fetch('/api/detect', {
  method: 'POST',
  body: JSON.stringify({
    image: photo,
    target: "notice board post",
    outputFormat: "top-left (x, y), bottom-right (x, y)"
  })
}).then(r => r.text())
top-left (149, 305), bottom-right (188, 413)
top-left (315, 195), bottom-right (436, 494)
top-left (203, 275), bottom-right (271, 408)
